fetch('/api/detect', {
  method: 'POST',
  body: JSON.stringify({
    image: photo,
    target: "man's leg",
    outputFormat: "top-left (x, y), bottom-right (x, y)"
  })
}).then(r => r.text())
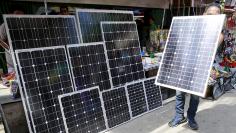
top-left (187, 94), bottom-right (200, 130)
top-left (175, 91), bottom-right (186, 118)
top-left (168, 91), bottom-right (187, 127)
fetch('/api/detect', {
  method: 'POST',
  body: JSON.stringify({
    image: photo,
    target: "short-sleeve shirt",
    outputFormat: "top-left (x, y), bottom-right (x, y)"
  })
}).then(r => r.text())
top-left (0, 23), bottom-right (7, 42)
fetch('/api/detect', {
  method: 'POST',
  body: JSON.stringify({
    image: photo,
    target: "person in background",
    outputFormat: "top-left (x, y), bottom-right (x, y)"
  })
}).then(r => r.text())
top-left (144, 17), bottom-right (158, 53)
top-left (168, 2), bottom-right (224, 130)
top-left (59, 6), bottom-right (69, 15)
top-left (0, 7), bottom-right (24, 44)
top-left (0, 7), bottom-right (24, 77)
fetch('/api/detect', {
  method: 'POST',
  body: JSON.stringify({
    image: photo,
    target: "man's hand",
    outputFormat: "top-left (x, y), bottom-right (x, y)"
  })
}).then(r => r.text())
top-left (0, 39), bottom-right (9, 50)
top-left (218, 33), bottom-right (224, 46)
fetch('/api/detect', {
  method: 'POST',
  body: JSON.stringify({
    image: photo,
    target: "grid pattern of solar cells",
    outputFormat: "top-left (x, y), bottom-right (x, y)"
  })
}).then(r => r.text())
top-left (155, 15), bottom-right (225, 97)
top-left (102, 87), bottom-right (130, 128)
top-left (58, 87), bottom-right (107, 133)
top-left (67, 43), bottom-right (112, 91)
top-left (4, 15), bottom-right (79, 132)
top-left (144, 78), bottom-right (162, 110)
top-left (4, 15), bottom-right (79, 50)
top-left (126, 81), bottom-right (147, 117)
top-left (101, 22), bottom-right (145, 87)
top-left (16, 46), bottom-right (74, 133)
top-left (76, 9), bottom-right (134, 43)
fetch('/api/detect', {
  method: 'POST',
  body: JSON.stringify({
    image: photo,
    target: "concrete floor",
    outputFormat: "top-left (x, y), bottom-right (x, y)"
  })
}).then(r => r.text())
top-left (0, 85), bottom-right (11, 133)
top-left (0, 84), bottom-right (10, 97)
top-left (0, 89), bottom-right (236, 133)
top-left (109, 89), bottom-right (236, 133)
top-left (0, 125), bottom-right (4, 133)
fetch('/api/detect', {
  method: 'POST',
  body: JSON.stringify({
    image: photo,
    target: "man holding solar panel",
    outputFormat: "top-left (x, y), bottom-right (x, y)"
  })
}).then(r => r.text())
top-left (168, 2), bottom-right (224, 130)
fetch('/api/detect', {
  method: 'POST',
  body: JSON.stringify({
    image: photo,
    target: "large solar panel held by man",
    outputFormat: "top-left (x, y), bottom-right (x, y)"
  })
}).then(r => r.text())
top-left (16, 46), bottom-right (74, 133)
top-left (58, 86), bottom-right (107, 133)
top-left (144, 78), bottom-right (163, 111)
top-left (76, 9), bottom-right (134, 43)
top-left (126, 81), bottom-right (147, 117)
top-left (102, 87), bottom-right (131, 128)
top-left (67, 43), bottom-right (112, 91)
top-left (101, 22), bottom-right (145, 87)
top-left (155, 15), bottom-right (225, 97)
top-left (4, 15), bottom-right (79, 50)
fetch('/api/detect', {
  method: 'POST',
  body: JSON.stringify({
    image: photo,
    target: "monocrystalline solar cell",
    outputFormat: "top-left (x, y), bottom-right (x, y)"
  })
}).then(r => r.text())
top-left (126, 81), bottom-right (147, 117)
top-left (67, 43), bottom-right (112, 91)
top-left (4, 15), bottom-right (79, 131)
top-left (16, 46), bottom-right (74, 133)
top-left (4, 15), bottom-right (79, 50)
top-left (76, 9), bottom-right (134, 43)
top-left (101, 22), bottom-right (145, 87)
top-left (58, 87), bottom-right (107, 133)
top-left (102, 87), bottom-right (131, 128)
top-left (155, 15), bottom-right (225, 97)
top-left (144, 78), bottom-right (162, 111)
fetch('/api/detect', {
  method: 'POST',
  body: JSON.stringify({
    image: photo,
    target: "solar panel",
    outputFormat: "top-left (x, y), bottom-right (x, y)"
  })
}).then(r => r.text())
top-left (102, 87), bottom-right (131, 128)
top-left (58, 86), bottom-right (107, 133)
top-left (101, 22), bottom-right (145, 87)
top-left (155, 15), bottom-right (225, 97)
top-left (67, 43), bottom-right (112, 91)
top-left (144, 78), bottom-right (163, 111)
top-left (4, 15), bottom-right (79, 131)
top-left (16, 46), bottom-right (74, 133)
top-left (76, 9), bottom-right (134, 43)
top-left (126, 81), bottom-right (148, 117)
top-left (4, 15), bottom-right (79, 51)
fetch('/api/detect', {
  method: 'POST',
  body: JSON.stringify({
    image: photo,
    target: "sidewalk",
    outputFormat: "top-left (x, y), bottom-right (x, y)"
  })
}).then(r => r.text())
top-left (109, 89), bottom-right (236, 133)
top-left (0, 89), bottom-right (235, 133)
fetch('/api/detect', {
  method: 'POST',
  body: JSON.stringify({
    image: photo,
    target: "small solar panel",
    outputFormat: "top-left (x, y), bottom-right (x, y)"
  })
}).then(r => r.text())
top-left (155, 15), bottom-right (225, 97)
top-left (126, 81), bottom-right (147, 117)
top-left (144, 78), bottom-right (163, 111)
top-left (67, 43), bottom-right (112, 91)
top-left (58, 86), bottom-right (107, 133)
top-left (101, 22), bottom-right (145, 87)
top-left (4, 15), bottom-right (79, 50)
top-left (102, 87), bottom-right (131, 128)
top-left (16, 46), bottom-right (74, 133)
top-left (76, 9), bottom-right (134, 43)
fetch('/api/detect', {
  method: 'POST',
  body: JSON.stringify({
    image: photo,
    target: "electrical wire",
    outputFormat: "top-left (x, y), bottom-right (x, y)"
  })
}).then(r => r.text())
top-left (193, 7), bottom-right (196, 15)
top-left (177, 0), bottom-right (180, 16)
top-left (192, 0), bottom-right (196, 15)
top-left (170, 0), bottom-right (173, 18)
top-left (200, 0), bottom-right (203, 14)
top-left (161, 9), bottom-right (166, 30)
top-left (44, 0), bottom-right (48, 15)
top-left (188, 7), bottom-right (191, 16)
top-left (183, 0), bottom-right (186, 16)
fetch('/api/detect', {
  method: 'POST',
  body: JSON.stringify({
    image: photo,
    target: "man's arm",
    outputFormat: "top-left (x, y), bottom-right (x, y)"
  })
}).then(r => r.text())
top-left (0, 23), bottom-right (7, 41)
top-left (0, 23), bottom-right (9, 50)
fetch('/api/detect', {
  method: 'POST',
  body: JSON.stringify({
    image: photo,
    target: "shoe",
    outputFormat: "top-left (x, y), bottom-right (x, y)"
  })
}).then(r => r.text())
top-left (188, 119), bottom-right (199, 130)
top-left (168, 116), bottom-right (187, 127)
